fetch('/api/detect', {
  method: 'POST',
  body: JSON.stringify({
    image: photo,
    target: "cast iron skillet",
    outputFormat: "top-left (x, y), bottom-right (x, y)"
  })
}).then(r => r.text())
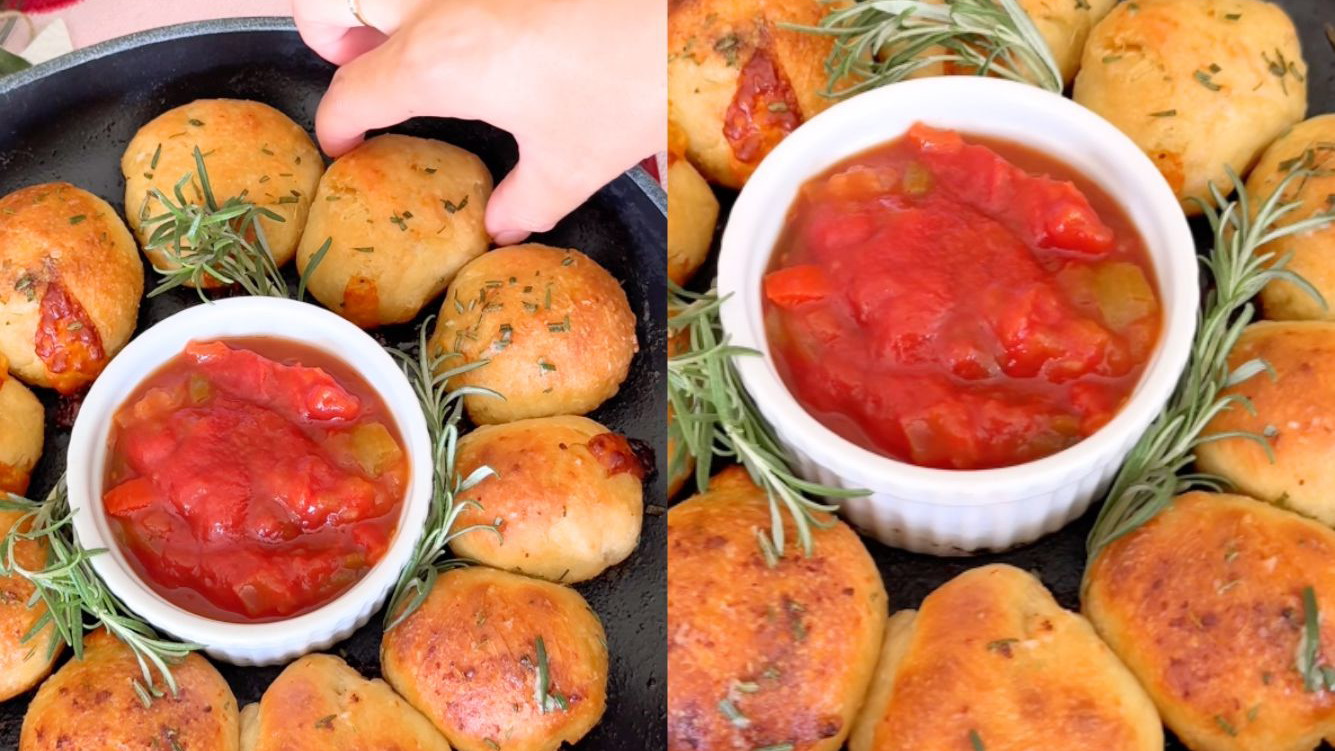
top-left (677, 2), bottom-right (1333, 750)
top-left (0, 17), bottom-right (666, 749)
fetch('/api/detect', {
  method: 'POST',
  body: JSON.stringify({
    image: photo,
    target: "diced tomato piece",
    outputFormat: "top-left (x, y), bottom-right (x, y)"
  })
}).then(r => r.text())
top-left (823, 165), bottom-right (898, 202)
top-left (908, 124), bottom-right (1115, 256)
top-left (104, 477), bottom-right (156, 516)
top-left (764, 265), bottom-right (832, 309)
top-left (906, 123), bottom-right (963, 154)
top-left (185, 340), bottom-right (362, 422)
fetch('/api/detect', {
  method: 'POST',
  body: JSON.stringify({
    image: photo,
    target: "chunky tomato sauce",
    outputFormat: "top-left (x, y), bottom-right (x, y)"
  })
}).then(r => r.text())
top-left (103, 339), bottom-right (407, 621)
top-left (763, 124), bottom-right (1161, 470)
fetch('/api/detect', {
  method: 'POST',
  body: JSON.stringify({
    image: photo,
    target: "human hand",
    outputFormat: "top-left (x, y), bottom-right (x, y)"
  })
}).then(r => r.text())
top-left (292, 0), bottom-right (666, 245)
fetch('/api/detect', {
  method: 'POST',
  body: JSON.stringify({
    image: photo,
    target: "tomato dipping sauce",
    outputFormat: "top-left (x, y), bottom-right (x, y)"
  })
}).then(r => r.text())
top-left (102, 339), bottom-right (407, 622)
top-left (763, 124), bottom-right (1161, 470)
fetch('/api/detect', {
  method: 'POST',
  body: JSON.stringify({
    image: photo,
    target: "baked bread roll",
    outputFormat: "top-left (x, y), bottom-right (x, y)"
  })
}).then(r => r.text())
top-left (0, 182), bottom-right (143, 392)
top-left (850, 564), bottom-right (1161, 751)
top-left (1196, 321), bottom-right (1335, 526)
top-left (451, 415), bottom-right (644, 582)
top-left (0, 359), bottom-right (43, 495)
top-left (123, 98), bottom-right (323, 280)
top-left (1245, 115), bottom-right (1335, 321)
top-left (239, 653), bottom-right (451, 751)
top-left (1086, 491), bottom-right (1335, 751)
top-left (1074, 0), bottom-right (1307, 214)
top-left (297, 134), bottom-right (492, 328)
top-left (20, 629), bottom-right (238, 751)
top-left (667, 120), bottom-right (718, 286)
top-left (381, 566), bottom-right (608, 751)
top-left (667, 0), bottom-right (837, 188)
top-left (668, 466), bottom-right (887, 751)
top-left (0, 510), bottom-right (60, 702)
top-left (429, 244), bottom-right (637, 425)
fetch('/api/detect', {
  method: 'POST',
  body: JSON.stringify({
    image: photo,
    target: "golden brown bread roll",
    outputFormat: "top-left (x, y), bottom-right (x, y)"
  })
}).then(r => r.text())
top-left (1245, 115), bottom-right (1335, 321)
top-left (428, 244), bottom-right (638, 425)
top-left (0, 360), bottom-right (43, 496)
top-left (122, 98), bottom-right (323, 279)
top-left (667, 0), bottom-right (837, 188)
top-left (0, 510), bottom-right (60, 702)
top-left (0, 182), bottom-right (143, 393)
top-left (20, 629), bottom-right (238, 750)
top-left (667, 120), bottom-right (719, 286)
top-left (1022, 0), bottom-right (1118, 84)
top-left (239, 653), bottom-right (451, 751)
top-left (381, 566), bottom-right (608, 751)
top-left (1074, 0), bottom-right (1307, 215)
top-left (850, 564), bottom-right (1161, 751)
top-left (297, 134), bottom-right (493, 328)
top-left (451, 415), bottom-right (644, 582)
top-left (1196, 321), bottom-right (1335, 526)
top-left (1085, 491), bottom-right (1335, 751)
top-left (668, 466), bottom-right (887, 751)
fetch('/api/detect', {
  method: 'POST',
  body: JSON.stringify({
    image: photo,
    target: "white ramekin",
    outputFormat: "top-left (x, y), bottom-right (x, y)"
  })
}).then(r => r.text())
top-left (66, 297), bottom-right (432, 664)
top-left (718, 77), bottom-right (1198, 555)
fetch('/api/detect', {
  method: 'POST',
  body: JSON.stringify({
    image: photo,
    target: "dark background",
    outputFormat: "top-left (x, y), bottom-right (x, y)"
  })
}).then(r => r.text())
top-left (0, 18), bottom-right (666, 750)
top-left (676, 2), bottom-right (1335, 750)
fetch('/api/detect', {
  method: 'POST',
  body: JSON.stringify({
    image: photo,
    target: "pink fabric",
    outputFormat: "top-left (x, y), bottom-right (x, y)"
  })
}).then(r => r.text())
top-left (31, 0), bottom-right (288, 48)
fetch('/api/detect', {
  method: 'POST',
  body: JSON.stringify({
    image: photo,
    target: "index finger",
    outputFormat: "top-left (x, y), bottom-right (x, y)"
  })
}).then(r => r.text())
top-left (314, 36), bottom-right (449, 157)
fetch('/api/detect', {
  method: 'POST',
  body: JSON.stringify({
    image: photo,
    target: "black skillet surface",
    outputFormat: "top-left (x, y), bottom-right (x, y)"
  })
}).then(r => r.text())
top-left (0, 17), bottom-right (666, 750)
top-left (680, 2), bottom-right (1335, 750)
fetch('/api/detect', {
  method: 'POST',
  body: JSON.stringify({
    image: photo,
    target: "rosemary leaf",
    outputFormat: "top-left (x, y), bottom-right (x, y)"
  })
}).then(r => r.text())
top-left (1297, 585), bottom-right (1331, 692)
top-left (717, 698), bottom-right (750, 728)
top-left (297, 237), bottom-right (332, 302)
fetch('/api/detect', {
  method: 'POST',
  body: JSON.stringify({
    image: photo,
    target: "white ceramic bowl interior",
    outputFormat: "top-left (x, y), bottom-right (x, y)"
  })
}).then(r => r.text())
top-left (718, 77), bottom-right (1199, 555)
top-left (66, 297), bottom-right (432, 665)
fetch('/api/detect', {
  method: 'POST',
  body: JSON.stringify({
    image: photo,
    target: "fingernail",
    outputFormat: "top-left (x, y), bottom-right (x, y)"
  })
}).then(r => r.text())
top-left (492, 230), bottom-right (530, 246)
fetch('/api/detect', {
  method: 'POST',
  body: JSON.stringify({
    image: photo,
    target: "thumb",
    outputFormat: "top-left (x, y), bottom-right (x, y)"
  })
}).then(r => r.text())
top-left (486, 155), bottom-right (602, 246)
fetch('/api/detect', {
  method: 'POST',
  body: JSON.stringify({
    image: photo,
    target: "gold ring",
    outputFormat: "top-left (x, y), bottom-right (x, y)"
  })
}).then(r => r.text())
top-left (347, 0), bottom-right (373, 27)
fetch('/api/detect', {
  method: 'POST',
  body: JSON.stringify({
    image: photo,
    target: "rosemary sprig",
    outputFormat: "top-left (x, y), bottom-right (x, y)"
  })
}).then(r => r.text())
top-left (383, 318), bottom-right (501, 630)
top-left (1085, 164), bottom-right (1335, 563)
top-left (786, 0), bottom-right (1062, 99)
top-left (0, 479), bottom-right (198, 698)
top-left (668, 282), bottom-right (865, 562)
top-left (140, 146), bottom-right (289, 302)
